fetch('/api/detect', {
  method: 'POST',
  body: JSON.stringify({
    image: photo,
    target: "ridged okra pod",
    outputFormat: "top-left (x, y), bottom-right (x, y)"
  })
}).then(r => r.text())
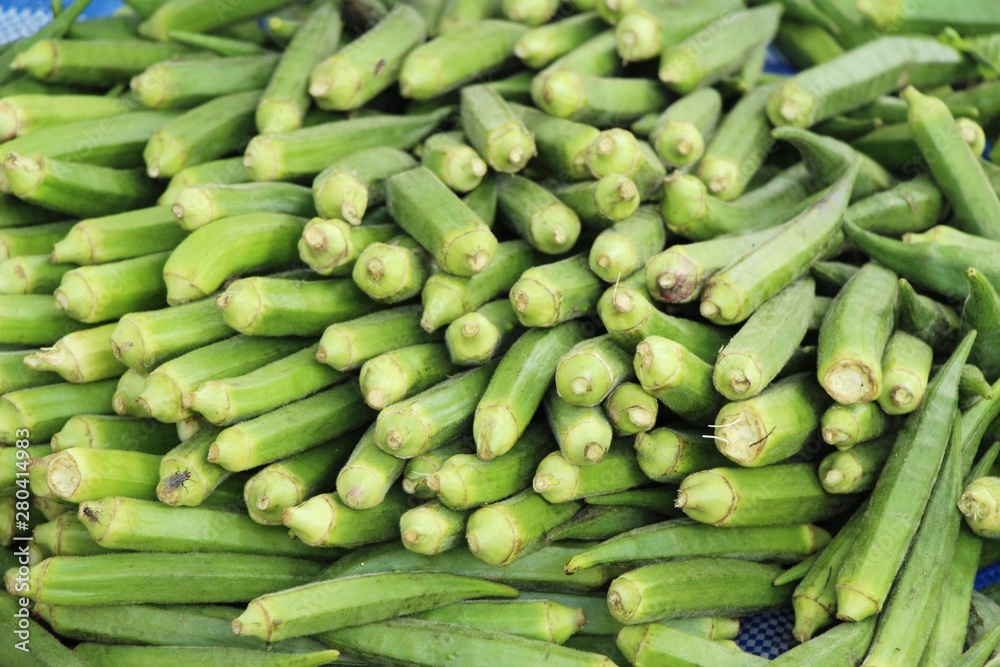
top-left (617, 623), bottom-right (765, 667)
top-left (0, 93), bottom-right (136, 141)
top-left (163, 213), bottom-right (306, 304)
top-left (351, 235), bottom-right (431, 304)
top-left (377, 362), bottom-right (497, 458)
top-left (634, 336), bottom-right (723, 424)
top-left (400, 501), bottom-right (470, 555)
top-left (962, 267), bottom-right (1000, 382)
top-left (466, 489), bottom-right (580, 566)
top-left (244, 108), bottom-right (449, 182)
top-left (403, 440), bottom-right (468, 499)
top-left (172, 182), bottom-right (314, 231)
top-left (131, 55), bottom-right (278, 110)
top-left (138, 336), bottom-right (302, 423)
top-left (0, 380), bottom-right (117, 443)
top-left (607, 558), bottom-right (792, 623)
top-left (842, 174), bottom-right (944, 236)
top-left (155, 426), bottom-right (233, 507)
top-left (33, 514), bottom-right (110, 557)
top-left (421, 131), bottom-right (489, 194)
top-left (555, 334), bottom-right (633, 408)
top-left (0, 595), bottom-right (89, 667)
top-left (11, 38), bottom-right (193, 88)
top-left (509, 254), bottom-right (604, 328)
top-left (413, 598), bottom-right (585, 643)
top-left (50, 415), bottom-right (176, 455)
top-left (310, 6), bottom-right (425, 112)
top-left (771, 619), bottom-right (877, 665)
top-left (475, 322), bottom-right (584, 459)
top-left (399, 20), bottom-right (526, 100)
top-left (430, 423), bottom-right (552, 510)
top-left (138, 0), bottom-right (296, 41)
top-left (359, 344), bottom-right (456, 411)
top-left (876, 330), bottom-right (933, 416)
top-left (74, 646), bottom-right (339, 666)
top-left (0, 295), bottom-right (88, 345)
top-left (634, 426), bottom-right (730, 484)
top-left (0, 222), bottom-right (73, 267)
top-left (897, 277), bottom-right (960, 352)
top-left (113, 369), bottom-right (152, 418)
top-left (157, 157), bottom-right (249, 206)
top-left (281, 487), bottom-right (411, 548)
top-left (677, 463), bottom-right (853, 527)
top-left (313, 148), bottom-right (418, 225)
top-left (208, 382), bottom-right (374, 472)
top-left (818, 435), bottom-right (893, 494)
top-left (217, 275), bottom-right (379, 337)
top-left (18, 553), bottom-right (323, 605)
top-left (588, 207), bottom-right (665, 283)
top-left (187, 344), bottom-right (343, 426)
top-left (515, 12), bottom-right (605, 68)
top-left (533, 440), bottom-right (648, 504)
top-left (52, 206), bottom-right (187, 266)
top-left (646, 88), bottom-right (723, 169)
top-left (110, 298), bottom-right (231, 372)
top-left (23, 323), bottom-right (124, 384)
top-left (54, 252), bottom-right (169, 324)
top-left (46, 448), bottom-right (161, 503)
top-left (317, 305), bottom-right (440, 372)
top-left (0, 350), bottom-right (60, 393)
top-left (461, 85), bottom-right (536, 174)
top-left (496, 173), bottom-right (581, 255)
top-left (700, 161), bottom-right (860, 326)
top-left (835, 332), bottom-right (973, 622)
top-left (535, 71), bottom-right (671, 127)
top-left (545, 390), bottom-right (614, 466)
top-left (547, 504), bottom-right (659, 544)
top-left (511, 103), bottom-right (600, 180)
top-left (299, 215), bottom-right (401, 277)
top-left (820, 402), bottom-right (895, 449)
top-left (445, 300), bottom-right (521, 365)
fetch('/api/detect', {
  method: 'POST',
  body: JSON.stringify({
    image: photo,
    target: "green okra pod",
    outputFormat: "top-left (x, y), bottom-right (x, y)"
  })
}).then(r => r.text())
top-left (403, 440), bottom-right (468, 499)
top-left (138, 336), bottom-right (302, 423)
top-left (566, 520), bottom-right (830, 575)
top-left (11, 38), bottom-right (193, 88)
top-left (51, 415), bottom-right (176, 455)
top-left (376, 362), bottom-right (497, 458)
top-left (555, 334), bottom-right (634, 408)
top-left (166, 29), bottom-right (269, 56)
top-left (877, 330), bottom-right (933, 415)
top-left (400, 501), bottom-right (469, 556)
top-left (962, 267), bottom-right (1000, 383)
top-left (421, 131), bottom-right (489, 194)
top-left (313, 147), bottom-right (418, 225)
top-left (585, 487), bottom-right (677, 512)
top-left (19, 553), bottom-right (323, 605)
top-left (461, 84), bottom-right (536, 174)
top-left (634, 426), bottom-right (730, 484)
top-left (700, 161), bottom-right (860, 326)
top-left (171, 182), bottom-right (314, 231)
top-left (647, 88), bottom-right (723, 170)
top-left (54, 252), bottom-right (169, 324)
top-left (0, 191), bottom-right (63, 228)
top-left (617, 623), bottom-right (765, 667)
top-left (515, 12), bottom-right (606, 69)
top-left (399, 20), bottom-right (526, 100)
top-left (585, 130), bottom-right (665, 200)
top-left (713, 278), bottom-right (815, 401)
top-left (897, 277), bottom-right (961, 352)
top-left (299, 214), bottom-right (401, 277)
top-left (496, 173), bottom-right (582, 255)
top-left (510, 103), bottom-right (600, 180)
top-left (359, 344), bottom-right (457, 410)
top-left (589, 207), bottom-right (666, 284)
top-left (110, 298), bottom-right (232, 372)
top-left (710, 373), bottom-right (829, 468)
top-left (607, 558), bottom-right (792, 623)
top-left (139, 0), bottom-right (297, 41)
top-left (163, 213), bottom-right (306, 305)
top-left (51, 206), bottom-right (187, 266)
top-left (317, 305), bottom-right (440, 372)
top-left (0, 379), bottom-right (117, 443)
top-left (533, 439), bottom-right (648, 503)
top-left (0, 595), bottom-right (88, 667)
top-left (467, 489), bottom-right (581, 566)
top-left (820, 401), bottom-right (895, 449)
top-left (475, 322), bottom-right (584, 459)
top-left (33, 514), bottom-right (110, 557)
top-left (546, 504), bottom-right (660, 542)
top-left (131, 55), bottom-right (278, 110)
top-left (0, 93), bottom-right (135, 141)
top-left (0, 294), bottom-right (88, 345)
top-left (819, 435), bottom-right (893, 494)
top-left (545, 389), bottom-right (614, 466)
top-left (24, 323), bottom-right (124, 384)
top-left (770, 618), bottom-right (876, 666)
top-left (157, 157), bottom-right (249, 206)
top-left (959, 477), bottom-right (1000, 539)
top-left (208, 382), bottom-right (374, 472)
top-left (113, 369), bottom-right (152, 418)
top-left (841, 174), bottom-right (945, 236)
top-left (414, 598), bottom-right (585, 643)
top-left (430, 424), bottom-right (552, 510)
top-left (773, 126), bottom-right (894, 202)
top-left (352, 235), bottom-right (432, 304)
top-left (144, 90), bottom-right (260, 179)
top-left (445, 299), bottom-right (522, 366)
top-left (676, 463), bottom-right (853, 527)
top-left (74, 645), bottom-right (340, 667)
top-left (501, 0), bottom-right (559, 25)
top-left (217, 275), bottom-right (380, 337)
top-left (280, 487), bottom-right (410, 548)
top-left (46, 448), bottom-right (161, 503)
top-left (634, 335), bottom-right (722, 424)
top-left (244, 108), bottom-right (449, 182)
top-left (187, 344), bottom-right (343, 426)
top-left (509, 254), bottom-right (605, 328)
top-left (615, 0), bottom-right (745, 63)
top-left (0, 350), bottom-right (60, 393)
top-left (437, 0), bottom-right (503, 33)
top-left (857, 0), bottom-right (1000, 35)
top-left (552, 174), bottom-right (641, 228)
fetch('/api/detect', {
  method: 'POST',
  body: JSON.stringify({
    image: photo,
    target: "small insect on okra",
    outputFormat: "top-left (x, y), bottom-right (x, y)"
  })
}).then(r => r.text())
top-left (81, 507), bottom-right (99, 523)
top-left (162, 469), bottom-right (191, 492)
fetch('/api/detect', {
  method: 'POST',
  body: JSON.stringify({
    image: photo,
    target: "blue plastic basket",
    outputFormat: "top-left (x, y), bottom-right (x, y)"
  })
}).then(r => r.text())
top-left (4, 2), bottom-right (1000, 660)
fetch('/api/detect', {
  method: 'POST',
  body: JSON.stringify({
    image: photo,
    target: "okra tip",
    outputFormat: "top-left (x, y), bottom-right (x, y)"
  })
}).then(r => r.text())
top-left (281, 495), bottom-right (332, 546)
top-left (713, 354), bottom-right (763, 399)
top-left (3, 152), bottom-right (45, 198)
top-left (539, 70), bottom-right (586, 118)
top-left (243, 136), bottom-right (280, 182)
top-left (675, 470), bottom-right (733, 525)
top-left (231, 601), bottom-right (269, 641)
top-left (791, 596), bottom-right (828, 643)
top-left (959, 480), bottom-right (998, 532)
top-left (171, 187), bottom-right (216, 230)
top-left (767, 83), bottom-right (815, 129)
top-left (835, 585), bottom-right (880, 623)
top-left (606, 577), bottom-right (641, 622)
top-left (473, 407), bottom-right (519, 460)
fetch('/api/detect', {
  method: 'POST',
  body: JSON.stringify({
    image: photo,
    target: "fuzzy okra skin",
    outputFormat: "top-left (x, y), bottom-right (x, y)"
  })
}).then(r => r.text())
top-left (617, 623), bottom-right (766, 667)
top-left (299, 216), bottom-right (401, 277)
top-left (566, 520), bottom-right (830, 575)
top-left (634, 336), bottom-right (722, 425)
top-left (533, 439), bottom-right (648, 504)
top-left (0, 379), bottom-right (118, 444)
top-left (515, 12), bottom-right (605, 68)
top-left (413, 598), bottom-right (585, 643)
top-left (555, 334), bottom-right (634, 408)
top-left (510, 103), bottom-right (600, 181)
top-left (403, 440), bottom-right (468, 500)
top-left (131, 54), bottom-right (279, 110)
top-left (359, 344), bottom-right (456, 412)
top-left (509, 254), bottom-right (605, 328)
top-left (534, 70), bottom-right (672, 127)
top-left (0, 595), bottom-right (89, 667)
top-left (0, 350), bottom-right (60, 394)
top-left (313, 148), bottom-right (418, 225)
top-left (770, 618), bottom-right (877, 666)
top-left (773, 127), bottom-right (894, 203)
top-left (353, 236), bottom-right (432, 305)
top-left (51, 415), bottom-right (176, 455)
top-left (588, 207), bottom-right (666, 284)
top-left (45, 448), bottom-right (161, 504)
top-left (137, 0), bottom-right (294, 41)
top-left (11, 38), bottom-right (194, 88)
top-left (634, 426), bottom-right (730, 484)
top-left (820, 402), bottom-right (895, 449)
top-left (52, 206), bottom-right (188, 266)
top-left (171, 182), bottom-right (315, 231)
top-left (377, 362), bottom-right (498, 459)
top-left (187, 344), bottom-right (344, 426)
top-left (281, 487), bottom-right (409, 548)
top-left (547, 504), bottom-right (660, 542)
top-left (74, 646), bottom-right (339, 667)
top-left (24, 323), bottom-right (125, 384)
top-left (0, 221), bottom-right (75, 265)
top-left (317, 305), bottom-right (440, 372)
top-left (445, 300), bottom-right (522, 365)
top-left (332, 425), bottom-right (405, 510)
top-left (876, 330), bottom-right (933, 416)
top-left (962, 267), bottom-right (1000, 383)
top-left (54, 252), bottom-right (169, 324)
top-left (110, 298), bottom-right (232, 372)
top-left (497, 173), bottom-right (582, 256)
top-left (114, 369), bottom-right (152, 418)
top-left (545, 390), bottom-right (614, 466)
top-left (0, 295), bottom-right (89, 345)
top-left (33, 513), bottom-right (109, 556)
top-left (474, 322), bottom-right (584, 459)
top-left (157, 157), bottom-right (249, 206)
top-left (422, 131), bottom-right (489, 194)
top-left (700, 161), bottom-right (859, 326)
top-left (400, 501), bottom-right (469, 556)
top-left (467, 490), bottom-right (581, 566)
top-left (818, 435), bottom-right (893, 495)
top-left (461, 85), bottom-right (536, 174)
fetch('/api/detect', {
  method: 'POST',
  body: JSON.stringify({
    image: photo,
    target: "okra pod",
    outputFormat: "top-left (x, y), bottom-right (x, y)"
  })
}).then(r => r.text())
top-left (360, 344), bottom-right (456, 411)
top-left (0, 191), bottom-right (63, 228)
top-left (19, 553), bottom-right (323, 605)
top-left (318, 305), bottom-right (440, 371)
top-left (963, 267), bottom-right (1000, 383)
top-left (897, 277), bottom-right (960, 352)
top-left (475, 322), bottom-right (584, 459)
top-left (634, 336), bottom-right (722, 424)
top-left (711, 373), bottom-right (829, 468)
top-left (75, 645), bottom-right (339, 667)
top-left (430, 424), bottom-right (552, 510)
top-left (110, 298), bottom-right (232, 372)
top-left (281, 487), bottom-right (410, 548)
top-left (51, 206), bottom-right (188, 266)
top-left (0, 294), bottom-right (89, 345)
top-left (12, 39), bottom-right (193, 88)
top-left (51, 414), bottom-right (176, 455)
top-left (139, 0), bottom-right (299, 41)
top-left (162, 213), bottom-right (306, 304)
top-left (511, 103), bottom-right (600, 180)
top-left (113, 369), bottom-right (152, 418)
top-left (617, 623), bottom-right (766, 667)
top-left (545, 390), bottom-right (614, 465)
top-left (0, 379), bottom-right (117, 443)
top-left (516, 12), bottom-right (606, 69)
top-left (607, 558), bottom-right (792, 623)
top-left (313, 147), bottom-right (418, 224)
top-left (145, 90), bottom-right (260, 178)
top-left (819, 435), bottom-right (893, 494)
top-left (172, 182), bottom-right (314, 231)
top-left (445, 300), bottom-right (522, 365)
top-left (400, 500), bottom-right (468, 555)
top-left (376, 363), bottom-right (497, 458)
top-left (403, 439), bottom-right (468, 499)
top-left (467, 489), bottom-right (580, 566)
top-left (820, 401), bottom-right (895, 449)
top-left (24, 323), bottom-right (124, 383)
top-left (0, 350), bottom-right (60, 393)
top-left (421, 132), bottom-right (489, 194)
top-left (0, 595), bottom-right (88, 667)
top-left (157, 157), bottom-right (249, 206)
top-left (244, 108), bottom-right (450, 182)
top-left (509, 254), bottom-right (604, 327)
top-left (131, 55), bottom-right (278, 110)
top-left (54, 252), bottom-right (169, 324)
top-left (615, 0), bottom-right (744, 63)
top-left (634, 426), bottom-right (730, 484)
top-left (399, 20), bottom-right (526, 100)
top-left (677, 463), bottom-right (853, 527)
top-left (496, 173), bottom-right (582, 255)
top-left (536, 71), bottom-right (671, 127)
top-left (416, 598), bottom-right (584, 643)
top-left (533, 439), bottom-right (648, 503)
top-left (461, 84), bottom-right (536, 174)
top-left (33, 514), bottom-right (109, 557)
top-left (584, 487), bottom-right (676, 512)
top-left (858, 0), bottom-right (1000, 35)
top-left (46, 447), bottom-right (161, 503)
top-left (647, 88), bottom-right (723, 169)
top-left (208, 382), bottom-right (375, 472)
top-left (588, 207), bottom-right (666, 283)
top-left (352, 236), bottom-right (432, 304)
top-left (877, 330), bottom-right (933, 415)
top-left (138, 336), bottom-right (302, 423)
top-left (555, 334), bottom-right (633, 408)
top-left (546, 504), bottom-right (659, 542)
top-left (771, 618), bottom-right (877, 666)
top-left (0, 93), bottom-right (134, 141)
top-left (841, 174), bottom-right (944, 236)
top-left (166, 30), bottom-right (269, 56)
top-left (299, 214), bottom-right (401, 277)
top-left (700, 161), bottom-right (860, 326)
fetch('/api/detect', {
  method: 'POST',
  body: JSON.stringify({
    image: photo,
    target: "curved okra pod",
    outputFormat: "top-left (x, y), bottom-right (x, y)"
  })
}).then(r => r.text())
top-left (634, 427), bottom-right (730, 484)
top-left (52, 206), bottom-right (187, 266)
top-left (163, 213), bottom-right (306, 305)
top-left (46, 448), bottom-right (161, 503)
top-left (0, 379), bottom-right (118, 443)
top-left (313, 147), bottom-right (417, 224)
top-left (445, 300), bottom-right (523, 366)
top-left (962, 267), bottom-right (1000, 382)
top-left (467, 489), bottom-right (580, 566)
top-left (700, 160), bottom-right (859, 326)
top-left (280, 486), bottom-right (410, 548)
top-left (110, 299), bottom-right (232, 372)
top-left (11, 39), bottom-right (194, 88)
top-left (318, 305), bottom-right (441, 372)
top-left (515, 13), bottom-right (606, 69)
top-left (555, 334), bottom-right (634, 408)
top-left (533, 439), bottom-right (648, 504)
top-left (509, 254), bottom-right (605, 328)
top-left (24, 323), bottom-right (125, 383)
top-left (496, 173), bottom-right (582, 255)
top-left (171, 182), bottom-right (314, 231)
top-left (400, 501), bottom-right (469, 555)
top-left (676, 463), bottom-right (853, 527)
top-left (157, 157), bottom-right (249, 206)
top-left (298, 214), bottom-right (400, 277)
top-left (544, 389), bottom-right (614, 465)
top-left (422, 132), bottom-right (489, 194)
top-left (713, 278), bottom-right (814, 401)
top-left (818, 435), bottom-right (893, 494)
top-left (376, 363), bottom-right (498, 459)
top-left (817, 263), bottom-right (899, 404)
top-left (510, 103), bottom-right (600, 180)
top-left (820, 402), bottom-right (895, 449)
top-left (130, 55), bottom-right (278, 110)
top-left (244, 108), bottom-right (450, 182)
top-left (614, 0), bottom-right (744, 63)
top-left (461, 85), bottom-right (536, 174)
top-left (53, 252), bottom-right (168, 324)
top-left (646, 88), bottom-right (723, 169)
top-left (359, 344), bottom-right (457, 410)
top-left (633, 336), bottom-right (722, 424)
top-left (877, 330), bottom-right (933, 416)
top-left (841, 174), bottom-right (944, 236)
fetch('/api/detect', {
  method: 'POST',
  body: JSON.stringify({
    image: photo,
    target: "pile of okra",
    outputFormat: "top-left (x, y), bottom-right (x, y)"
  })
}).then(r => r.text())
top-left (8, 0), bottom-right (1000, 664)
